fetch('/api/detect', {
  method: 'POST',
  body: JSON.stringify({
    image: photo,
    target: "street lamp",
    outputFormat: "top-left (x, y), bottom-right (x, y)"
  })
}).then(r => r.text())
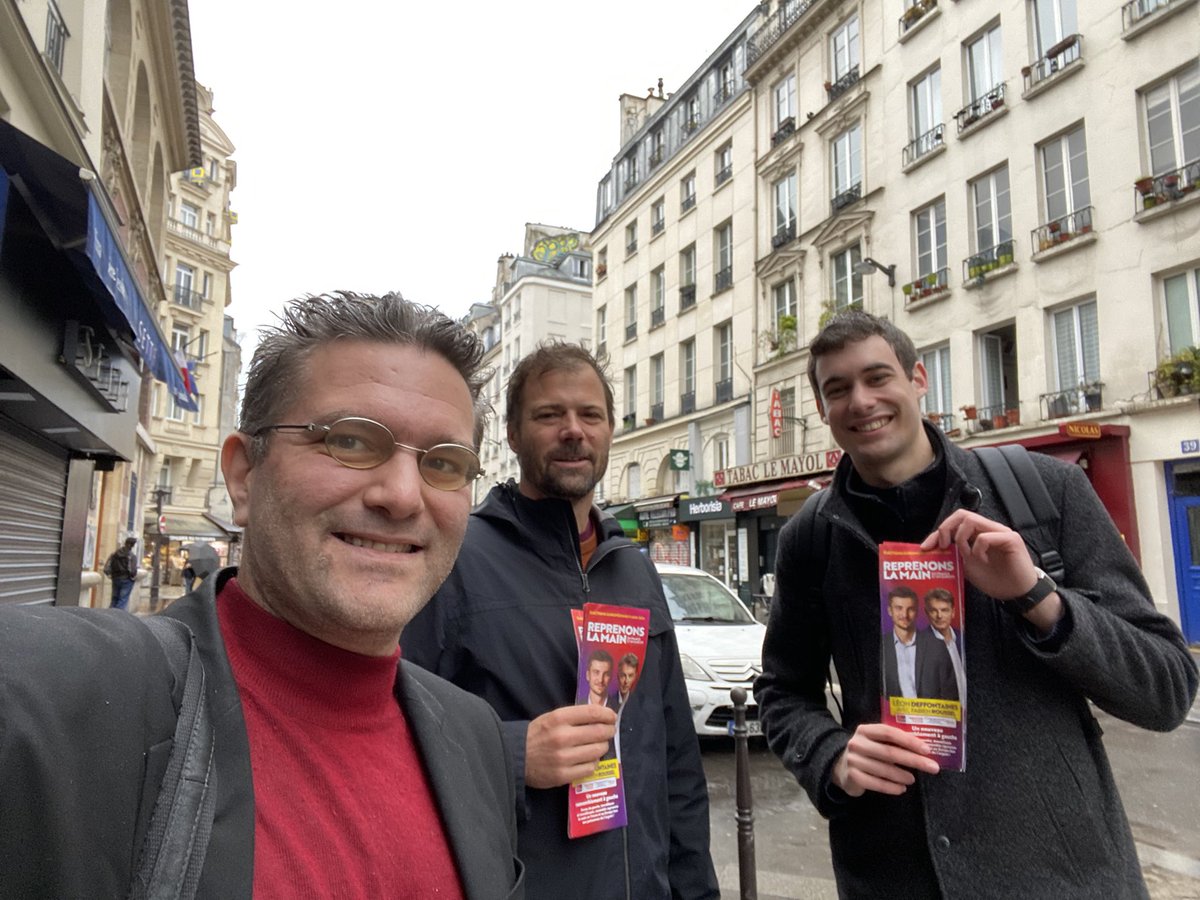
top-left (853, 257), bottom-right (897, 287)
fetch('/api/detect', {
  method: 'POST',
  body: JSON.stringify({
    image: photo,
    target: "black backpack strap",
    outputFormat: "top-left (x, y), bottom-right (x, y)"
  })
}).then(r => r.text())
top-left (974, 445), bottom-right (1065, 582)
top-left (791, 490), bottom-right (840, 718)
top-left (130, 617), bottom-right (216, 900)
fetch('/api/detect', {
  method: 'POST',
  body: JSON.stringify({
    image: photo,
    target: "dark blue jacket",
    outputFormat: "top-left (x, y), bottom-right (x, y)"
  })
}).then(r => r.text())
top-left (403, 481), bottom-right (719, 900)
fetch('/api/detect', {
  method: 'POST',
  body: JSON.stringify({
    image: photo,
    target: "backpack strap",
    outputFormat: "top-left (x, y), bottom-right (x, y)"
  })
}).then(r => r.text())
top-left (130, 617), bottom-right (216, 900)
top-left (974, 445), bottom-right (1065, 582)
top-left (791, 489), bottom-right (841, 719)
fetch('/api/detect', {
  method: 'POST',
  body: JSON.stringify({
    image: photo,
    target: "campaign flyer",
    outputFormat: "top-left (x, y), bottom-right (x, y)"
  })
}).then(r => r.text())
top-left (878, 542), bottom-right (967, 772)
top-left (567, 602), bottom-right (650, 839)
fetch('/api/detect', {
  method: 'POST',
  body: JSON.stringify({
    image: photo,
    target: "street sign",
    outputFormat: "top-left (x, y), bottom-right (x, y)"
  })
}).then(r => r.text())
top-left (769, 388), bottom-right (783, 438)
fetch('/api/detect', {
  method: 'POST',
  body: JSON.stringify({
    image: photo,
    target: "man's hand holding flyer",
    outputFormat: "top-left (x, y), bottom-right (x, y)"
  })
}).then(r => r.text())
top-left (879, 542), bottom-right (967, 772)
top-left (568, 602), bottom-right (650, 838)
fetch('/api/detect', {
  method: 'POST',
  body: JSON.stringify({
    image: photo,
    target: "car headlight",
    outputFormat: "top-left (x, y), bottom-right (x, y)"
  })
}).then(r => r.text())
top-left (679, 653), bottom-right (712, 682)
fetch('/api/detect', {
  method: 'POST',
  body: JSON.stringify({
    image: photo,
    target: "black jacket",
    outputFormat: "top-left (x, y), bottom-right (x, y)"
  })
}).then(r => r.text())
top-left (756, 428), bottom-right (1198, 899)
top-left (0, 570), bottom-right (523, 899)
top-left (403, 481), bottom-right (719, 900)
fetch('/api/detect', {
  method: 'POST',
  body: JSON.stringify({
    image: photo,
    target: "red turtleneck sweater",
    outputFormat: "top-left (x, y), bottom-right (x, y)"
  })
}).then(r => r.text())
top-left (216, 578), bottom-right (464, 899)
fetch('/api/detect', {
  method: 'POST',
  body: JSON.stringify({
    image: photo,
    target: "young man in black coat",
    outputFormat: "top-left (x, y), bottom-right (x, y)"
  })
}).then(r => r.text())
top-left (756, 310), bottom-right (1198, 899)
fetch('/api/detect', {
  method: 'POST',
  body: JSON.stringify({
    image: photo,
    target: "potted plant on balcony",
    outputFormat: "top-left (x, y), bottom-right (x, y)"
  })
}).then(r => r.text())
top-left (1154, 347), bottom-right (1200, 397)
top-left (902, 281), bottom-right (914, 299)
top-left (997, 241), bottom-right (1014, 266)
top-left (1081, 381), bottom-right (1103, 411)
top-left (960, 404), bottom-right (978, 421)
top-left (1005, 407), bottom-right (1021, 426)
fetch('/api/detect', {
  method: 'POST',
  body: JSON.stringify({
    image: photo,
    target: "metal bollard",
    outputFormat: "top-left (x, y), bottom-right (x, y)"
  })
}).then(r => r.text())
top-left (730, 687), bottom-right (758, 900)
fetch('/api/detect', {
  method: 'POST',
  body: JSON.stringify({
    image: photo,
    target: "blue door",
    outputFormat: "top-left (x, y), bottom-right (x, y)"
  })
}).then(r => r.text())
top-left (1167, 467), bottom-right (1200, 644)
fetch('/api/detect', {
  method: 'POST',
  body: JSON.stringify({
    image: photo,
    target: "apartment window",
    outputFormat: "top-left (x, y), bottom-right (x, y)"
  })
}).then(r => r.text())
top-left (207, 157), bottom-right (221, 182)
top-left (831, 244), bottom-right (863, 310)
top-left (680, 244), bottom-right (697, 310)
top-left (626, 462), bottom-right (642, 498)
top-left (979, 333), bottom-right (1007, 411)
top-left (205, 212), bottom-right (217, 235)
top-left (773, 173), bottom-right (797, 244)
top-left (715, 436), bottom-right (731, 471)
top-left (178, 201), bottom-right (199, 229)
top-left (914, 199), bottom-right (947, 279)
top-left (176, 262), bottom-right (195, 292)
top-left (966, 25), bottom-right (1003, 102)
top-left (908, 68), bottom-right (943, 161)
top-left (832, 125), bottom-right (863, 196)
top-left (651, 354), bottom-right (665, 411)
top-left (715, 142), bottom-right (733, 186)
top-left (920, 344), bottom-right (952, 415)
top-left (775, 387), bottom-right (797, 455)
top-left (773, 280), bottom-right (796, 327)
top-left (624, 366), bottom-right (638, 418)
top-left (572, 257), bottom-right (592, 280)
top-left (830, 16), bottom-right (860, 82)
top-left (171, 325), bottom-right (190, 357)
top-left (201, 272), bottom-right (212, 300)
top-left (685, 96), bottom-right (701, 131)
top-left (718, 60), bottom-right (735, 100)
top-left (651, 198), bottom-right (665, 235)
top-left (716, 322), bottom-right (733, 385)
top-left (773, 74), bottom-right (796, 129)
top-left (681, 172), bottom-right (697, 212)
top-left (1143, 63), bottom-right (1200, 177)
top-left (168, 394), bottom-right (189, 422)
top-left (651, 267), bottom-right (666, 327)
top-left (1163, 268), bottom-right (1200, 353)
top-left (1041, 125), bottom-right (1090, 223)
top-left (623, 153), bottom-right (639, 190)
top-left (1053, 299), bottom-right (1099, 389)
top-left (596, 306), bottom-right (607, 351)
top-left (625, 221), bottom-right (638, 256)
top-left (625, 285), bottom-right (638, 340)
top-left (715, 222), bottom-right (733, 293)
top-left (971, 166), bottom-right (1012, 251)
top-left (1033, 0), bottom-right (1077, 58)
top-left (194, 329), bottom-right (209, 360)
top-left (650, 130), bottom-right (666, 166)
top-left (681, 340), bottom-right (696, 396)
top-left (45, 0), bottom-right (69, 74)
top-left (191, 394), bottom-right (205, 426)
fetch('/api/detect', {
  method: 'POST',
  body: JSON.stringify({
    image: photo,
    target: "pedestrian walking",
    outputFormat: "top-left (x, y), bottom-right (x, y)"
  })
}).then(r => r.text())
top-left (103, 536), bottom-right (139, 611)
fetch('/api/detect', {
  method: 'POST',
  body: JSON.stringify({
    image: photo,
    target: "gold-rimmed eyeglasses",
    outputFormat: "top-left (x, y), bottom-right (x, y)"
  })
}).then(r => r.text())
top-left (255, 417), bottom-right (483, 491)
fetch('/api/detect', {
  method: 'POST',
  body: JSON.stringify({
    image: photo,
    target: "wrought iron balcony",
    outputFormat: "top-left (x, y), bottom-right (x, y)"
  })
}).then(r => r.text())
top-left (902, 124), bottom-right (944, 167)
top-left (714, 266), bottom-right (733, 294)
top-left (623, 175), bottom-right (639, 192)
top-left (715, 82), bottom-right (736, 105)
top-left (1133, 161), bottom-right (1200, 213)
top-left (649, 402), bottom-right (664, 422)
top-left (902, 267), bottom-right (950, 303)
top-left (44, 2), bottom-right (68, 74)
top-left (899, 0), bottom-right (937, 35)
top-left (924, 411), bottom-right (957, 434)
top-left (830, 182), bottom-right (862, 215)
top-left (626, 238), bottom-right (638, 256)
top-left (715, 165), bottom-right (733, 187)
top-left (772, 223), bottom-right (796, 250)
top-left (682, 118), bottom-right (700, 137)
top-left (973, 403), bottom-right (1021, 431)
top-left (1032, 206), bottom-right (1094, 253)
top-left (679, 285), bottom-right (697, 311)
top-left (680, 391), bottom-right (695, 414)
top-left (1022, 34), bottom-right (1083, 92)
top-left (771, 117), bottom-right (796, 147)
top-left (651, 307), bottom-right (665, 328)
top-left (715, 378), bottom-right (734, 404)
top-left (962, 239), bottom-right (1016, 282)
top-left (625, 322), bottom-right (637, 341)
top-left (649, 146), bottom-right (664, 168)
top-left (681, 193), bottom-right (697, 213)
top-left (954, 83), bottom-right (1007, 133)
top-left (747, 0), bottom-right (815, 66)
top-left (1041, 384), bottom-right (1102, 419)
top-left (826, 66), bottom-right (860, 102)
top-left (1123, 0), bottom-right (1176, 31)
top-left (173, 285), bottom-right (205, 310)
top-left (652, 218), bottom-right (665, 236)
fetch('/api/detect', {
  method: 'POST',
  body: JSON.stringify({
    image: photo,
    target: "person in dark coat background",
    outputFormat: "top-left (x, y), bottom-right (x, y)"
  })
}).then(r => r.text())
top-left (404, 342), bottom-right (718, 900)
top-left (756, 310), bottom-right (1198, 899)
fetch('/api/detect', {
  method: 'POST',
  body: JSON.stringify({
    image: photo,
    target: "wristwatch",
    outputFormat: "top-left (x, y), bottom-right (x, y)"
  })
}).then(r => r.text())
top-left (1005, 567), bottom-right (1057, 614)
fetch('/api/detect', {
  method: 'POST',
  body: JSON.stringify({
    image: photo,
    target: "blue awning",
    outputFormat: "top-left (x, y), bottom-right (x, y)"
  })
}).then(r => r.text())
top-left (0, 120), bottom-right (195, 410)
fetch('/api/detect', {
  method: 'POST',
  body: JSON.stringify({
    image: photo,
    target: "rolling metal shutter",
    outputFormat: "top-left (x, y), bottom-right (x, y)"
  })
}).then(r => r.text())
top-left (0, 425), bottom-right (68, 605)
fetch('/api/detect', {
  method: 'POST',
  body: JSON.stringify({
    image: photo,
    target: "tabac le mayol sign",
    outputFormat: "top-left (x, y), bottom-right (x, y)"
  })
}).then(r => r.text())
top-left (769, 389), bottom-right (783, 438)
top-left (713, 450), bottom-right (843, 488)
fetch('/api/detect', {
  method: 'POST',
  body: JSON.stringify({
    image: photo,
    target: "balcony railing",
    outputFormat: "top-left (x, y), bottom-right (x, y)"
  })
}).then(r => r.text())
top-left (649, 402), bottom-right (664, 422)
top-left (772, 223), bottom-right (796, 249)
top-left (679, 285), bottom-right (697, 311)
top-left (173, 284), bottom-right (205, 310)
top-left (902, 124), bottom-right (944, 166)
top-left (1123, 0), bottom-right (1175, 30)
top-left (45, 1), bottom-right (68, 74)
top-left (973, 403), bottom-right (1021, 431)
top-left (714, 266), bottom-right (733, 293)
top-left (715, 165), bottom-right (733, 186)
top-left (899, 0), bottom-right (937, 35)
top-left (1040, 384), bottom-right (1103, 419)
top-left (652, 218), bottom-right (665, 236)
top-left (962, 239), bottom-right (1016, 282)
top-left (680, 391), bottom-right (696, 414)
top-left (623, 175), bottom-right (639, 192)
top-left (831, 182), bottom-right (862, 215)
top-left (715, 378), bottom-right (734, 404)
top-left (902, 267), bottom-right (950, 302)
top-left (826, 66), bottom-right (860, 102)
top-left (625, 322), bottom-right (637, 341)
top-left (1133, 161), bottom-right (1200, 213)
top-left (626, 238), bottom-right (638, 256)
top-left (682, 118), bottom-right (700, 137)
top-left (649, 146), bottom-right (664, 168)
top-left (622, 413), bottom-right (637, 432)
top-left (596, 340), bottom-right (607, 358)
top-left (924, 410), bottom-right (957, 434)
top-left (168, 218), bottom-right (224, 249)
top-left (1023, 34), bottom-right (1083, 92)
top-left (954, 83), bottom-right (1007, 133)
top-left (715, 82), bottom-right (736, 105)
top-left (747, 0), bottom-right (815, 65)
top-left (681, 193), bottom-right (697, 213)
top-left (771, 116), bottom-right (796, 147)
top-left (1032, 206), bottom-right (1094, 252)
top-left (651, 307), bottom-right (665, 328)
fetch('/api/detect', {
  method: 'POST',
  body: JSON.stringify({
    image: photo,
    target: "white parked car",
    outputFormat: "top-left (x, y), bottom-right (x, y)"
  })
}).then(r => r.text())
top-left (655, 563), bottom-right (766, 738)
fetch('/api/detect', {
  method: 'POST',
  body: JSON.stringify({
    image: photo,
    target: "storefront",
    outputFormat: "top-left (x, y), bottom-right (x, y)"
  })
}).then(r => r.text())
top-left (633, 494), bottom-right (689, 565)
top-left (676, 497), bottom-right (734, 585)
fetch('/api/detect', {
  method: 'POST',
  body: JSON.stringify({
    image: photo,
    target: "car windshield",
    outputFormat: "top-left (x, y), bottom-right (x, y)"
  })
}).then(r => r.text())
top-left (660, 572), bottom-right (756, 624)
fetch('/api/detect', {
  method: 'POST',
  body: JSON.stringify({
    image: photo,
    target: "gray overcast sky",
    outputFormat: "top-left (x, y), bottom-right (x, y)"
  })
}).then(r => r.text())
top-left (186, 1), bottom-right (755, 345)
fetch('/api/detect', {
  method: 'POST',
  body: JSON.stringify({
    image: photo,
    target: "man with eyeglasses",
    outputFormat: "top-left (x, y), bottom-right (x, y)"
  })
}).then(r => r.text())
top-left (404, 342), bottom-right (718, 900)
top-left (0, 292), bottom-right (523, 899)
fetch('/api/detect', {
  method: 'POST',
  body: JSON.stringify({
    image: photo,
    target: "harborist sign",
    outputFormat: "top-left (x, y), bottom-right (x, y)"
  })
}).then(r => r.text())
top-left (713, 449), bottom-right (843, 487)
